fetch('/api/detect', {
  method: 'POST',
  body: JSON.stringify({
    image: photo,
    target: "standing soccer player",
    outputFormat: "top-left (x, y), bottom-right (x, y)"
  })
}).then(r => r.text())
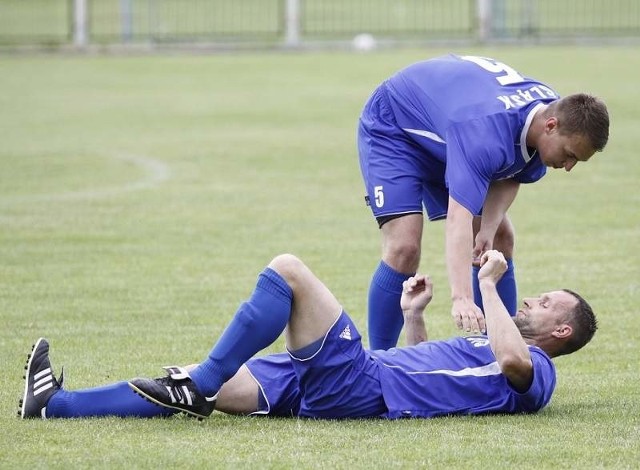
top-left (358, 54), bottom-right (609, 350)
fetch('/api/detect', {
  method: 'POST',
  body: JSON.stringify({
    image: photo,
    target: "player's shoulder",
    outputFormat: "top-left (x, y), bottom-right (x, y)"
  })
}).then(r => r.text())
top-left (528, 344), bottom-right (554, 362)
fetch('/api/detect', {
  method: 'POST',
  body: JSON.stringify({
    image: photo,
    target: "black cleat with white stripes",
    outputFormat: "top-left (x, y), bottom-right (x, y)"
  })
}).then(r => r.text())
top-left (128, 366), bottom-right (217, 419)
top-left (19, 338), bottom-right (64, 419)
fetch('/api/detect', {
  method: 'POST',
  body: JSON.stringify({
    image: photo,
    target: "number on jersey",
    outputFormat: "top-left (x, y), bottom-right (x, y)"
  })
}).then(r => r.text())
top-left (461, 55), bottom-right (525, 86)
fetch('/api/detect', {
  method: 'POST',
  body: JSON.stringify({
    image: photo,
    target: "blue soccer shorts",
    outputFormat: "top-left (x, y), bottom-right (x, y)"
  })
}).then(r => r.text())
top-left (245, 311), bottom-right (387, 419)
top-left (357, 84), bottom-right (449, 222)
top-left (245, 352), bottom-right (302, 417)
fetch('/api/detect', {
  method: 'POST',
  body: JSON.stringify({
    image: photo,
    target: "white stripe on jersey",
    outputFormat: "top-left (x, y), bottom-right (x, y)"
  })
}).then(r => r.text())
top-left (382, 361), bottom-right (502, 377)
top-left (402, 128), bottom-right (446, 144)
top-left (519, 103), bottom-right (545, 162)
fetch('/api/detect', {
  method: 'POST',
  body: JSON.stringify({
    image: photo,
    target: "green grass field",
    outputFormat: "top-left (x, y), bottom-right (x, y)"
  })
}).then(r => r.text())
top-left (1, 46), bottom-right (639, 468)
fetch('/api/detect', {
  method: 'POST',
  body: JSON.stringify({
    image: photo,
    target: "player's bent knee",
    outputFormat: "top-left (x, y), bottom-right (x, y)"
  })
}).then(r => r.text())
top-left (383, 242), bottom-right (421, 272)
top-left (269, 253), bottom-right (307, 282)
top-left (493, 224), bottom-right (515, 255)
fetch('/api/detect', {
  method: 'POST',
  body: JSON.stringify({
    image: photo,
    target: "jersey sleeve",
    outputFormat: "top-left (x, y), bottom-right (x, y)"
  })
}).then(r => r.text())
top-left (511, 347), bottom-right (557, 412)
top-left (444, 117), bottom-right (511, 215)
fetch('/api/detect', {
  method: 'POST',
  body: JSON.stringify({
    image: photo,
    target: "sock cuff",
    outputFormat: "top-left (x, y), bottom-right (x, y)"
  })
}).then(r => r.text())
top-left (257, 267), bottom-right (294, 302)
top-left (45, 390), bottom-right (68, 418)
top-left (373, 260), bottom-right (412, 293)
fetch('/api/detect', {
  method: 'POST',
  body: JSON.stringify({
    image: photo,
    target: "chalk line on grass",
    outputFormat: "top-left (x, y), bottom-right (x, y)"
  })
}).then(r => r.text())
top-left (0, 153), bottom-right (171, 204)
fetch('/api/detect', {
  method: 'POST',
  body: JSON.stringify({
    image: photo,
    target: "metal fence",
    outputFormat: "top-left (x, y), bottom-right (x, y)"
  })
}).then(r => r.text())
top-left (1, 0), bottom-right (639, 47)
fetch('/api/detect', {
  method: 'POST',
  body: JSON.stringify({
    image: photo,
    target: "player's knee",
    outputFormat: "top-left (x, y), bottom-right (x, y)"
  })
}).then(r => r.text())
top-left (269, 253), bottom-right (307, 283)
top-left (493, 223), bottom-right (515, 256)
top-left (383, 241), bottom-right (421, 272)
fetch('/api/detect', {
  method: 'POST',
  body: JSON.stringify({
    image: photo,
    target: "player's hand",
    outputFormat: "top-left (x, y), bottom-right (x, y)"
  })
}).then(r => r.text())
top-left (477, 250), bottom-right (508, 284)
top-left (400, 274), bottom-right (433, 313)
top-left (472, 231), bottom-right (493, 267)
top-left (451, 297), bottom-right (486, 333)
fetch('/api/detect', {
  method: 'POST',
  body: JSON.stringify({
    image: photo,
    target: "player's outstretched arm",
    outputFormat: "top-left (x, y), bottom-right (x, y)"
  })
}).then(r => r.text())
top-left (400, 274), bottom-right (432, 346)
top-left (479, 250), bottom-right (533, 392)
top-left (446, 197), bottom-right (486, 333)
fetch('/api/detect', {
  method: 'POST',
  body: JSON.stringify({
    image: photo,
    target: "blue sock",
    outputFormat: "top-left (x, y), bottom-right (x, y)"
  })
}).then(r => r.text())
top-left (368, 261), bottom-right (412, 350)
top-left (46, 381), bottom-right (177, 418)
top-left (472, 258), bottom-right (517, 316)
top-left (189, 267), bottom-right (293, 396)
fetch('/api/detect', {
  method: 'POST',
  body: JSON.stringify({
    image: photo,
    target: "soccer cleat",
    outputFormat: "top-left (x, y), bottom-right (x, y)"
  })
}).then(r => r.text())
top-left (19, 338), bottom-right (64, 419)
top-left (128, 366), bottom-right (217, 419)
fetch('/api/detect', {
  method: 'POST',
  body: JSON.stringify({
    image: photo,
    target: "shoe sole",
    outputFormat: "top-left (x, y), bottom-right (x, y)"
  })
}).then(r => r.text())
top-left (21, 337), bottom-right (46, 419)
top-left (128, 382), bottom-right (208, 420)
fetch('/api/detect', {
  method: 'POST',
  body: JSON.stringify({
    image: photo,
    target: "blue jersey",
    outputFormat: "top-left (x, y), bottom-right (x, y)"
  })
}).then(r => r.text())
top-left (371, 335), bottom-right (556, 419)
top-left (246, 313), bottom-right (556, 419)
top-left (380, 54), bottom-right (557, 215)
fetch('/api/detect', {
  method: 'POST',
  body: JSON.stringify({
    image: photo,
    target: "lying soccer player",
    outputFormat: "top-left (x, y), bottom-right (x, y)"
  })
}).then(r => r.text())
top-left (20, 250), bottom-right (597, 420)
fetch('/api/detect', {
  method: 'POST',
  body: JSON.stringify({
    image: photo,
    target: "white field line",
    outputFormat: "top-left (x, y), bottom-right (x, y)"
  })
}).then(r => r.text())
top-left (0, 153), bottom-right (171, 204)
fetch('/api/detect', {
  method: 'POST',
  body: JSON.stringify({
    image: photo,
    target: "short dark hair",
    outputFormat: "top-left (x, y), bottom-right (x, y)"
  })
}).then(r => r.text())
top-left (548, 93), bottom-right (609, 152)
top-left (555, 289), bottom-right (598, 357)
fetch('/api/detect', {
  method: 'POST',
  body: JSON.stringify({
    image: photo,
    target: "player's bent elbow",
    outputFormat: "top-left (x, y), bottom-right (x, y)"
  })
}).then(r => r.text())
top-left (498, 356), bottom-right (533, 391)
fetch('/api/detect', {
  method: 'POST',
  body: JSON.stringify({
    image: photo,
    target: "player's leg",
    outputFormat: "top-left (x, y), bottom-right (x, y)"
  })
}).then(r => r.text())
top-left (214, 365), bottom-right (260, 415)
top-left (492, 215), bottom-right (517, 314)
top-left (20, 338), bottom-right (259, 419)
top-left (45, 382), bottom-right (177, 419)
top-left (472, 215), bottom-right (517, 315)
top-left (288, 311), bottom-right (387, 418)
top-left (276, 259), bottom-right (386, 419)
top-left (226, 353), bottom-right (302, 417)
top-left (279, 254), bottom-right (343, 352)
top-left (19, 338), bottom-right (176, 419)
top-left (357, 87), bottom-right (425, 350)
top-left (128, 254), bottom-right (335, 418)
top-left (367, 214), bottom-right (423, 349)
top-left (48, 363), bottom-right (272, 418)
top-left (161, 257), bottom-right (296, 398)
top-left (49, 363), bottom-right (270, 418)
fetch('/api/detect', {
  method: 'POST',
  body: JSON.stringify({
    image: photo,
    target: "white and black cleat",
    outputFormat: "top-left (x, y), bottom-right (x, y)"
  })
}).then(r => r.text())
top-left (129, 366), bottom-right (217, 420)
top-left (19, 338), bottom-right (64, 419)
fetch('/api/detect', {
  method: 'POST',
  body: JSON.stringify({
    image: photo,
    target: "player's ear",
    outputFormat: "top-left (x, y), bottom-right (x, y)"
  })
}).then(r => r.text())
top-left (552, 324), bottom-right (572, 339)
top-left (545, 116), bottom-right (558, 134)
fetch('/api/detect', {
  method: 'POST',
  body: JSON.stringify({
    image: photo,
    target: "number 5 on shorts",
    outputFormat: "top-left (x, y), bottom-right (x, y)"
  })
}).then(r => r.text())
top-left (374, 185), bottom-right (384, 208)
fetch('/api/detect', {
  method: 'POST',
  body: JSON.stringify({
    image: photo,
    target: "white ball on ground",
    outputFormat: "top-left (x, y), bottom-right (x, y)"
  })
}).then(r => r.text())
top-left (352, 33), bottom-right (377, 52)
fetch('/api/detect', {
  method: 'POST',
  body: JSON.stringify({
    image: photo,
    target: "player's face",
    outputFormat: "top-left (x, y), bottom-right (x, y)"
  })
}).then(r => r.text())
top-left (514, 291), bottom-right (577, 335)
top-left (537, 119), bottom-right (595, 172)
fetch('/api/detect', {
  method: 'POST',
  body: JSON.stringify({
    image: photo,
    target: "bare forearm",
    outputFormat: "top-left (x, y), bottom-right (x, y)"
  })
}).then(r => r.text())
top-left (480, 180), bottom-right (520, 235)
top-left (480, 280), bottom-right (532, 389)
top-left (481, 281), bottom-right (528, 356)
top-left (447, 238), bottom-right (473, 300)
top-left (446, 202), bottom-right (474, 300)
top-left (403, 310), bottom-right (427, 346)
top-left (445, 198), bottom-right (487, 332)
top-left (399, 274), bottom-right (432, 346)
